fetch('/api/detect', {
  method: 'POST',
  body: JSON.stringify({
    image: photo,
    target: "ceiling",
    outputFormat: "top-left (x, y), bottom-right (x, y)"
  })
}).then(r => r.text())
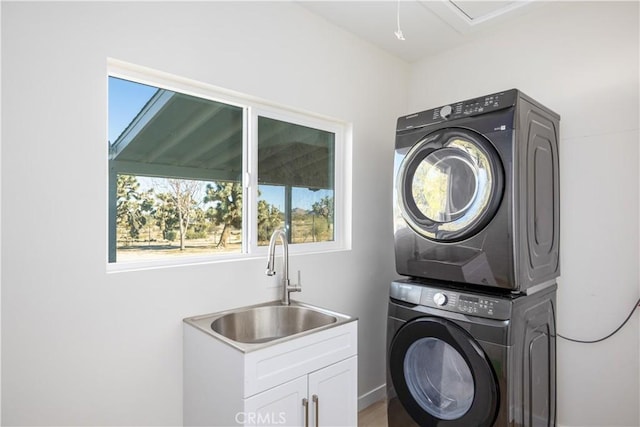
top-left (299, 0), bottom-right (550, 63)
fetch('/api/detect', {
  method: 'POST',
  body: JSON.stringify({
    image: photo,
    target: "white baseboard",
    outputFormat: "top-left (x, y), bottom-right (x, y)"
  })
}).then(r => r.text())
top-left (358, 383), bottom-right (386, 411)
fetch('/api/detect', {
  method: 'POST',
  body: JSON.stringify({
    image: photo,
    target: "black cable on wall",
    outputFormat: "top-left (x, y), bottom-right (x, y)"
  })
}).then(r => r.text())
top-left (558, 297), bottom-right (640, 344)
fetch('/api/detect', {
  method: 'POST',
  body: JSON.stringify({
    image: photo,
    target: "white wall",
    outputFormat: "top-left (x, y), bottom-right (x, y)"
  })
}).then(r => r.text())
top-left (408, 2), bottom-right (640, 426)
top-left (3, 2), bottom-right (639, 427)
top-left (1, 2), bottom-right (407, 425)
top-left (0, 2), bottom-right (3, 422)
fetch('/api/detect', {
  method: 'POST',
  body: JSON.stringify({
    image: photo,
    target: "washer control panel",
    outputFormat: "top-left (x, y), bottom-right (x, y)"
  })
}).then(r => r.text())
top-left (397, 89), bottom-right (518, 131)
top-left (432, 92), bottom-right (511, 121)
top-left (390, 280), bottom-right (511, 320)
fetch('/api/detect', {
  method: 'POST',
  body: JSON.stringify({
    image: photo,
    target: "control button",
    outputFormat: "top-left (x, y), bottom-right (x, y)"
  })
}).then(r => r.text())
top-left (439, 105), bottom-right (452, 119)
top-left (433, 292), bottom-right (448, 306)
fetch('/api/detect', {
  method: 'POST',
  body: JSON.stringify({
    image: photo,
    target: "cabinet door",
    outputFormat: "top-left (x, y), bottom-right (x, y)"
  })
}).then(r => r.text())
top-left (243, 375), bottom-right (307, 427)
top-left (308, 356), bottom-right (358, 427)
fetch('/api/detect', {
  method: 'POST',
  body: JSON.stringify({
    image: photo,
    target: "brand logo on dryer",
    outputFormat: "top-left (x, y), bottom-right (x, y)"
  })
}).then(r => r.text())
top-left (494, 125), bottom-right (507, 131)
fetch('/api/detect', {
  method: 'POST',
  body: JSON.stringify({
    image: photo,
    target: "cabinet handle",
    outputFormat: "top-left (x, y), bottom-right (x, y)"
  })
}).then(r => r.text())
top-left (302, 398), bottom-right (309, 427)
top-left (312, 394), bottom-right (319, 426)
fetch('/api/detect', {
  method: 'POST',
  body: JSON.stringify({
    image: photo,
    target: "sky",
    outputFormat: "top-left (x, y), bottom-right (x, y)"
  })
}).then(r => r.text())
top-left (108, 76), bottom-right (333, 211)
top-left (108, 77), bottom-right (157, 144)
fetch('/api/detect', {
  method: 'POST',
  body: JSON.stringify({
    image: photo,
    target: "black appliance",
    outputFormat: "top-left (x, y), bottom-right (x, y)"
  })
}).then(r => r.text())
top-left (386, 279), bottom-right (557, 427)
top-left (393, 89), bottom-right (560, 293)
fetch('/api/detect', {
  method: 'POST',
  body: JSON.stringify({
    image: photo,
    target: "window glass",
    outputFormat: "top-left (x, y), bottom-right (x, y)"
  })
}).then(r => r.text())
top-left (257, 116), bottom-right (335, 245)
top-left (108, 69), bottom-right (345, 267)
top-left (108, 77), bottom-right (243, 263)
top-left (257, 184), bottom-right (285, 245)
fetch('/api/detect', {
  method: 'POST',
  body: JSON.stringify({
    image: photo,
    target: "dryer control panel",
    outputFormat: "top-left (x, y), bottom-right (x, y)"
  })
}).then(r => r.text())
top-left (396, 89), bottom-right (518, 132)
top-left (390, 280), bottom-right (511, 320)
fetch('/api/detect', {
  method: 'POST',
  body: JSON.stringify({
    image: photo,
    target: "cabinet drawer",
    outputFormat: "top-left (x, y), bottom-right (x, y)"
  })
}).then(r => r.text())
top-left (243, 321), bottom-right (357, 397)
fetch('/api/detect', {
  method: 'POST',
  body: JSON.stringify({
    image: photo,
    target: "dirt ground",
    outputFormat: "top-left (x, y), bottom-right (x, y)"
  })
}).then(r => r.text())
top-left (115, 220), bottom-right (333, 261)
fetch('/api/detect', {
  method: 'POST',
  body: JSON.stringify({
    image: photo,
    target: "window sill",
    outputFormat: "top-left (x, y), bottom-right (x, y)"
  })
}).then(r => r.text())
top-left (106, 243), bottom-right (351, 274)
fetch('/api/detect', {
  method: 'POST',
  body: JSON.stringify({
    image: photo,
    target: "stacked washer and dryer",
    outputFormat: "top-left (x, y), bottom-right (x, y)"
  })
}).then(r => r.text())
top-left (387, 89), bottom-right (560, 427)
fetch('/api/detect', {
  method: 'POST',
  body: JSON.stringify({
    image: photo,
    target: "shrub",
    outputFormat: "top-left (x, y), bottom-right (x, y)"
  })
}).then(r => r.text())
top-left (186, 230), bottom-right (208, 240)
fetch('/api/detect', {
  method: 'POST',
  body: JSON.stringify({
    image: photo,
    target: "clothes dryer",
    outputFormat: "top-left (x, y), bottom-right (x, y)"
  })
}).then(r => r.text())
top-left (394, 89), bottom-right (560, 294)
top-left (386, 279), bottom-right (557, 427)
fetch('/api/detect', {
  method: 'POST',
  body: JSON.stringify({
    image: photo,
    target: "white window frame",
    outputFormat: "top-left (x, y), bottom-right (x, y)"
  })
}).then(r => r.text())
top-left (107, 59), bottom-right (350, 272)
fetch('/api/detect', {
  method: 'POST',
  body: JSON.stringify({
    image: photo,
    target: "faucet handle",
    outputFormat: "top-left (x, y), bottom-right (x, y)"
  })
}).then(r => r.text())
top-left (287, 270), bottom-right (302, 293)
top-left (288, 270), bottom-right (302, 292)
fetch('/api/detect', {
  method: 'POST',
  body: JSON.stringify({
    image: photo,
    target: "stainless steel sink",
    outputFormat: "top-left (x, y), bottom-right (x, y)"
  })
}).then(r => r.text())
top-left (211, 305), bottom-right (337, 344)
top-left (184, 301), bottom-right (355, 352)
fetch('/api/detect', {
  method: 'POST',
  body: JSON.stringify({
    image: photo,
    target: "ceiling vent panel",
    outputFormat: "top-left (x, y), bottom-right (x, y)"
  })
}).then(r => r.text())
top-left (420, 0), bottom-right (539, 34)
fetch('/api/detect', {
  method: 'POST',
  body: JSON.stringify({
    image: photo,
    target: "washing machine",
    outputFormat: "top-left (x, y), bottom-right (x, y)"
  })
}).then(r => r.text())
top-left (386, 279), bottom-right (556, 427)
top-left (393, 89), bottom-right (560, 294)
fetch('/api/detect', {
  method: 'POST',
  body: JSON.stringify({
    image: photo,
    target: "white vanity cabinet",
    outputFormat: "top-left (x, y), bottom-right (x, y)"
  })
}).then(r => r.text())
top-left (308, 356), bottom-right (358, 426)
top-left (244, 356), bottom-right (357, 427)
top-left (183, 318), bottom-right (358, 427)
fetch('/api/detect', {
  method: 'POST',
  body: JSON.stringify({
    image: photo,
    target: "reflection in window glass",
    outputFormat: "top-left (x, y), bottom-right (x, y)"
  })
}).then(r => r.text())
top-left (257, 116), bottom-right (335, 245)
top-left (412, 150), bottom-right (478, 222)
top-left (108, 77), bottom-right (243, 262)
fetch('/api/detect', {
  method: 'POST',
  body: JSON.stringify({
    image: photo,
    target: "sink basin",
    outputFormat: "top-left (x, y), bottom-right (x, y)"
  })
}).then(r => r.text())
top-left (184, 301), bottom-right (354, 352)
top-left (211, 305), bottom-right (337, 344)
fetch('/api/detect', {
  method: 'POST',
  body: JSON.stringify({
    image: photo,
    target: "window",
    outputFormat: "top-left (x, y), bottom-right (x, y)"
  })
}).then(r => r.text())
top-left (108, 64), bottom-right (346, 267)
top-left (257, 116), bottom-right (335, 246)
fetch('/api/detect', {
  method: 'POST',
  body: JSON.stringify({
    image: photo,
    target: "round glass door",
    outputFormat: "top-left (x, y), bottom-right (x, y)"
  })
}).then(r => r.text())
top-left (389, 317), bottom-right (499, 427)
top-left (398, 129), bottom-right (504, 242)
top-left (412, 147), bottom-right (479, 223)
top-left (404, 337), bottom-right (475, 420)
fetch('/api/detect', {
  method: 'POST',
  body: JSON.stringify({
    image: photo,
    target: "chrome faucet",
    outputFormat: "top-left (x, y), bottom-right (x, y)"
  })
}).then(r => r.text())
top-left (265, 229), bottom-right (301, 305)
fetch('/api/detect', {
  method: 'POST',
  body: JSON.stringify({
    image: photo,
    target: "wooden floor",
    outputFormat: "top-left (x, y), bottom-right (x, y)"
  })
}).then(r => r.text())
top-left (358, 400), bottom-right (388, 427)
